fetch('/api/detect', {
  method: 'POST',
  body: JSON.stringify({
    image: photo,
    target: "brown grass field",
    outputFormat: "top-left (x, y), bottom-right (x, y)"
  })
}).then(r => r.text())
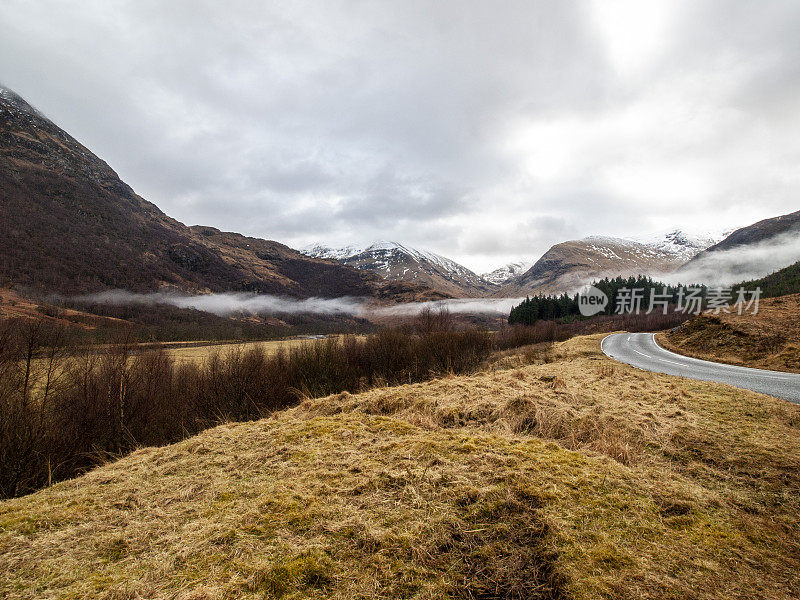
top-left (25, 337), bottom-right (334, 375)
top-left (162, 337), bottom-right (326, 365)
top-left (660, 293), bottom-right (800, 373)
top-left (1, 334), bottom-right (799, 599)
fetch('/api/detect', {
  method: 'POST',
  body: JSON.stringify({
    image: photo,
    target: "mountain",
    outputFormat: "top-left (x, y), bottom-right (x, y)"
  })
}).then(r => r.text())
top-left (302, 241), bottom-right (496, 297)
top-left (498, 230), bottom-right (717, 296)
top-left (481, 260), bottom-right (534, 286)
top-left (678, 210), bottom-right (800, 285)
top-left (0, 85), bottom-right (416, 301)
top-left (700, 210), bottom-right (800, 253)
top-left (631, 229), bottom-right (719, 262)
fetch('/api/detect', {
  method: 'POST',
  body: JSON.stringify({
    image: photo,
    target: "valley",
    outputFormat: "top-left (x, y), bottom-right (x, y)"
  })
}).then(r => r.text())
top-left (3, 8), bottom-right (800, 597)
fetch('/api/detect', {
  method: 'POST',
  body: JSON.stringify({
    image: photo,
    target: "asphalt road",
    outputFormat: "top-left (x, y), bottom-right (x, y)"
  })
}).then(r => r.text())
top-left (601, 332), bottom-right (800, 404)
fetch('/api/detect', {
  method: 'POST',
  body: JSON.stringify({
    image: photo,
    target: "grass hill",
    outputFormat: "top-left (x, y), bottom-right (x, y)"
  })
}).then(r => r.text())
top-left (2, 335), bottom-right (798, 599)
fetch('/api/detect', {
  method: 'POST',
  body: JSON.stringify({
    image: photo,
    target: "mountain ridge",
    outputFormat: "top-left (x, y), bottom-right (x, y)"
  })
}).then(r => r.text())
top-left (481, 260), bottom-right (534, 286)
top-left (0, 85), bottom-right (432, 302)
top-left (497, 230), bottom-right (719, 296)
top-left (302, 240), bottom-right (496, 297)
top-left (303, 230), bottom-right (722, 297)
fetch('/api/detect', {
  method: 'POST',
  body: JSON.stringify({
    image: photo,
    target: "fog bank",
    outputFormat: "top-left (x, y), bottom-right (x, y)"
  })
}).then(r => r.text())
top-left (662, 229), bottom-right (800, 286)
top-left (69, 290), bottom-right (524, 318)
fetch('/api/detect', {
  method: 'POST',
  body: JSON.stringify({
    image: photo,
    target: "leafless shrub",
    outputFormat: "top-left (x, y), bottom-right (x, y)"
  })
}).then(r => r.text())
top-left (0, 318), bottom-right (493, 498)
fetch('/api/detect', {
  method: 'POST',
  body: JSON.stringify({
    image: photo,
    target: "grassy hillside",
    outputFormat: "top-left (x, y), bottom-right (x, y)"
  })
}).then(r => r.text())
top-left (660, 293), bottom-right (800, 373)
top-left (2, 335), bottom-right (799, 599)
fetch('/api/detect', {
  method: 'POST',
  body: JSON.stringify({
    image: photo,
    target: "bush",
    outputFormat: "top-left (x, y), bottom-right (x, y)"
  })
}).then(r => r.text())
top-left (0, 307), bottom-right (682, 498)
top-left (0, 315), bottom-right (492, 498)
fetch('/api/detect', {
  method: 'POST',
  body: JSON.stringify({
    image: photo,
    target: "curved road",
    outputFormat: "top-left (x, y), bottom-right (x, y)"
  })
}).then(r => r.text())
top-left (601, 332), bottom-right (800, 404)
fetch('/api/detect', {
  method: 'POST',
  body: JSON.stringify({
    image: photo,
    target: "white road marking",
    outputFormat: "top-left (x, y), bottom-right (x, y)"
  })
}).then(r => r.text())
top-left (658, 358), bottom-right (689, 367)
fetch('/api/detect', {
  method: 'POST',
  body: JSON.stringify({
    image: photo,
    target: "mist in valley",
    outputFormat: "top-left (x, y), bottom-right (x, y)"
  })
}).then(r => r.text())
top-left (69, 289), bottom-right (526, 318)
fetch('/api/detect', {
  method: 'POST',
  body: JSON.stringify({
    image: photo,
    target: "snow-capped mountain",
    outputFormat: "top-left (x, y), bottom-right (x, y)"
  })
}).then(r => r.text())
top-left (677, 210), bottom-right (800, 284)
top-left (302, 241), bottom-right (497, 297)
top-left (497, 230), bottom-right (721, 297)
top-left (481, 261), bottom-right (534, 286)
top-left (632, 229), bottom-right (723, 261)
top-left (302, 243), bottom-right (367, 262)
top-left (302, 230), bottom-right (724, 299)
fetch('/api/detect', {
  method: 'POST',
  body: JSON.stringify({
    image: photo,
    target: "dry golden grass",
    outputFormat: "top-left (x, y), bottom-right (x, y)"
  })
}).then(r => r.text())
top-left (661, 293), bottom-right (800, 373)
top-left (1, 335), bottom-right (799, 599)
top-left (163, 337), bottom-right (321, 366)
top-left (27, 337), bottom-right (338, 372)
top-left (23, 338), bottom-right (322, 376)
top-left (159, 335), bottom-right (370, 366)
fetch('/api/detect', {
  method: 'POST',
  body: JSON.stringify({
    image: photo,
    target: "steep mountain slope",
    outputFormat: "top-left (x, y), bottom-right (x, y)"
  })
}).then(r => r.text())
top-left (679, 210), bottom-right (800, 284)
top-left (0, 85), bottom-right (392, 299)
top-left (499, 230), bottom-right (716, 296)
top-left (303, 241), bottom-right (496, 297)
top-left (700, 210), bottom-right (800, 253)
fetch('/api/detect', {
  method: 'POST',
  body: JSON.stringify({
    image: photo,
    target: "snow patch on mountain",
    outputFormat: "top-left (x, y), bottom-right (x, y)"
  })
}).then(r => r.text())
top-left (631, 229), bottom-right (724, 261)
top-left (303, 241), bottom-right (481, 280)
top-left (481, 261), bottom-right (534, 286)
top-left (0, 84), bottom-right (48, 121)
top-left (301, 241), bottom-right (496, 296)
top-left (302, 243), bottom-right (367, 262)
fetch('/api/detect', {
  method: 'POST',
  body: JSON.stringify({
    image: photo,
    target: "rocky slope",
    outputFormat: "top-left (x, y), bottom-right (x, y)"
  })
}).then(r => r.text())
top-left (303, 241), bottom-right (496, 297)
top-left (0, 85), bottom-right (412, 300)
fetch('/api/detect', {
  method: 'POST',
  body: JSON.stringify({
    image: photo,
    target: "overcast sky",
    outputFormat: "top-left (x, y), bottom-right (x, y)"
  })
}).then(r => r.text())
top-left (2, 1), bottom-right (799, 272)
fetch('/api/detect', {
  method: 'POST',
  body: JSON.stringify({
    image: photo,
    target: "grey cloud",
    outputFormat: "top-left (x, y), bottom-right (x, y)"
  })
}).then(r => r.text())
top-left (1, 1), bottom-right (800, 272)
